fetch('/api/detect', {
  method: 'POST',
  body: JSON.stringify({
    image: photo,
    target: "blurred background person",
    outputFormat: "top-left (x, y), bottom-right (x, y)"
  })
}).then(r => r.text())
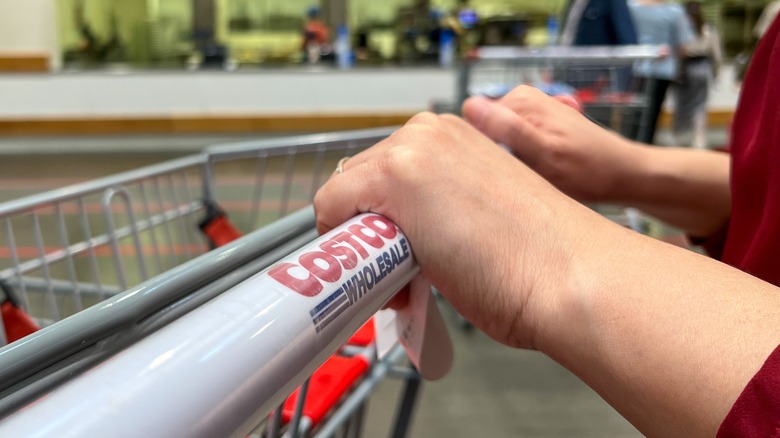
top-left (559, 0), bottom-right (637, 47)
top-left (629, 0), bottom-right (694, 145)
top-left (557, 0), bottom-right (637, 136)
top-left (673, 1), bottom-right (722, 149)
top-left (68, 0), bottom-right (125, 65)
top-left (354, 26), bottom-right (370, 61)
top-left (396, 9), bottom-right (421, 64)
top-left (427, 9), bottom-right (464, 66)
top-left (302, 6), bottom-right (330, 64)
top-left (477, 18), bottom-right (528, 47)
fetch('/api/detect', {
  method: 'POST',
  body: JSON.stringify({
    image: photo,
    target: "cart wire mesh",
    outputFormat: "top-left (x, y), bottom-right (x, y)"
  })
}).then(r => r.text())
top-left (456, 45), bottom-right (661, 140)
top-left (0, 127), bottom-right (426, 438)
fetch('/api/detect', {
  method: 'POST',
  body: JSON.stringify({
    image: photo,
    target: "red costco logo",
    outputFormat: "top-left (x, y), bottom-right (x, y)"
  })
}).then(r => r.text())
top-left (269, 215), bottom-right (399, 297)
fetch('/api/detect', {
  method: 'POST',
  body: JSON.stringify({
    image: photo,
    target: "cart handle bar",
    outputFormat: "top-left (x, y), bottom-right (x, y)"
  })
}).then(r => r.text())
top-left (469, 44), bottom-right (662, 63)
top-left (0, 213), bottom-right (417, 438)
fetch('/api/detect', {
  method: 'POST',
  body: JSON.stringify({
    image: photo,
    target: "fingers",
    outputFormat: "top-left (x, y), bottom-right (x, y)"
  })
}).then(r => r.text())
top-left (462, 96), bottom-right (548, 167)
top-left (316, 111), bottom-right (501, 237)
top-left (316, 112), bottom-right (452, 235)
top-left (317, 127), bottom-right (413, 234)
top-left (315, 156), bottom-right (383, 235)
top-left (338, 112), bottom-right (441, 173)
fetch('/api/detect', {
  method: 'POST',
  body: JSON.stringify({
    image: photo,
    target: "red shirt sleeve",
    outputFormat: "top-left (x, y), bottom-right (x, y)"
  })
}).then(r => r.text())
top-left (718, 344), bottom-right (780, 437)
top-left (688, 220), bottom-right (729, 260)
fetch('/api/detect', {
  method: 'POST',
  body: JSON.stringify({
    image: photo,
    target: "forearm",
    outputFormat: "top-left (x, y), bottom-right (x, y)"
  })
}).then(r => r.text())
top-left (611, 145), bottom-right (731, 237)
top-left (538, 215), bottom-right (780, 436)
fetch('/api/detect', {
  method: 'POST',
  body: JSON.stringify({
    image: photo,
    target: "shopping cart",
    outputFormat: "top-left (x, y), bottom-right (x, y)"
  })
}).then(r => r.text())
top-left (0, 127), bottom-right (426, 437)
top-left (457, 45), bottom-right (660, 138)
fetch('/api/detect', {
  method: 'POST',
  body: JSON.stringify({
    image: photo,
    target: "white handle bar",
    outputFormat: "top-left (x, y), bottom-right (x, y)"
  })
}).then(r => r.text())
top-left (0, 213), bottom-right (416, 437)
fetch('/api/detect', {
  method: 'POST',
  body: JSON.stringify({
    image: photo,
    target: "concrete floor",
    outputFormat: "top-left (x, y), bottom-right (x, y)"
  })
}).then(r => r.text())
top-left (363, 304), bottom-right (640, 437)
top-left (0, 134), bottom-right (647, 437)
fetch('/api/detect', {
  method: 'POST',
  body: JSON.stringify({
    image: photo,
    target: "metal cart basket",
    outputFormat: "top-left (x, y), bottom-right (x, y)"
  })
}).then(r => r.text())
top-left (457, 45), bottom-right (661, 141)
top-left (0, 127), bottom-right (424, 437)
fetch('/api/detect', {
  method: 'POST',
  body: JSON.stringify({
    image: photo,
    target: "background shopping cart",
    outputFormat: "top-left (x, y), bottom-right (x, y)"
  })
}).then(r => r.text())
top-left (0, 127), bottom-right (431, 437)
top-left (456, 45), bottom-right (660, 139)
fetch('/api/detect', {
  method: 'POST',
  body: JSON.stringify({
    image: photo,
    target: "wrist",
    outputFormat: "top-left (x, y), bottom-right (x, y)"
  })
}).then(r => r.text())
top-left (530, 209), bottom-right (638, 359)
top-left (607, 138), bottom-right (656, 205)
top-left (517, 201), bottom-right (625, 353)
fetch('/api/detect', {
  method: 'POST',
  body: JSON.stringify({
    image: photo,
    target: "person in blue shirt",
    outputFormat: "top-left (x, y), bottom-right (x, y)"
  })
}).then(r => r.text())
top-left (629, 0), bottom-right (695, 144)
top-left (559, 0), bottom-right (638, 46)
top-left (558, 0), bottom-right (638, 137)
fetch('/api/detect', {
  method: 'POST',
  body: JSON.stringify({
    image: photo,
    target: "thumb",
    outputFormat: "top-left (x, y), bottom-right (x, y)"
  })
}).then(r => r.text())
top-left (462, 96), bottom-right (547, 166)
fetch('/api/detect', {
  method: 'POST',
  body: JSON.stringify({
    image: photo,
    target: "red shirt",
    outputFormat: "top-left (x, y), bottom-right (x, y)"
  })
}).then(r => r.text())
top-left (719, 346), bottom-right (780, 437)
top-left (721, 16), bottom-right (780, 285)
top-left (716, 16), bottom-right (780, 437)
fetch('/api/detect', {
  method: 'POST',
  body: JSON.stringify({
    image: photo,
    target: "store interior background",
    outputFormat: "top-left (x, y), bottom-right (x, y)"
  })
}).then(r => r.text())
top-left (0, 1), bottom-right (770, 436)
top-left (0, 0), bottom-right (760, 137)
top-left (47, 0), bottom-right (764, 68)
top-left (3, 0), bottom-right (758, 68)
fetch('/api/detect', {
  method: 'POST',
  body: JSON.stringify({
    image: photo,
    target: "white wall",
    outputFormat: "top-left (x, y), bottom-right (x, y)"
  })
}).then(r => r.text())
top-left (0, 0), bottom-right (60, 70)
top-left (0, 69), bottom-right (455, 117)
top-left (0, 66), bottom-right (739, 119)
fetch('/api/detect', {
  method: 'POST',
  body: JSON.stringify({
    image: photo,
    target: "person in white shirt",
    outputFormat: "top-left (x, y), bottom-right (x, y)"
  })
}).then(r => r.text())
top-left (673, 1), bottom-right (723, 149)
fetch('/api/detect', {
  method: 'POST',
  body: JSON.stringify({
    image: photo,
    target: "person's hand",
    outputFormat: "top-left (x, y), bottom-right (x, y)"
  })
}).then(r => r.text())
top-left (462, 86), bottom-right (647, 203)
top-left (314, 114), bottom-right (780, 437)
top-left (314, 112), bottom-right (619, 349)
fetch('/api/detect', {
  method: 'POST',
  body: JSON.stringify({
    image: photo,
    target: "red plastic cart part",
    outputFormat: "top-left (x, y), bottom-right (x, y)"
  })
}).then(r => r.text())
top-left (282, 355), bottom-right (370, 426)
top-left (198, 200), bottom-right (243, 248)
top-left (346, 318), bottom-right (375, 347)
top-left (1, 301), bottom-right (39, 343)
top-left (200, 215), bottom-right (243, 248)
top-left (574, 89), bottom-right (597, 104)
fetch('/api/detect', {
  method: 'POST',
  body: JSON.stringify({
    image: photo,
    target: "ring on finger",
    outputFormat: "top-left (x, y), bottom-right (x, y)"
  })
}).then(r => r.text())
top-left (336, 156), bottom-right (350, 174)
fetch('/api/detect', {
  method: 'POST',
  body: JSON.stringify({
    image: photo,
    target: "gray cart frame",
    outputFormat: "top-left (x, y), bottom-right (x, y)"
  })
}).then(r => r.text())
top-left (0, 127), bottom-right (421, 437)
